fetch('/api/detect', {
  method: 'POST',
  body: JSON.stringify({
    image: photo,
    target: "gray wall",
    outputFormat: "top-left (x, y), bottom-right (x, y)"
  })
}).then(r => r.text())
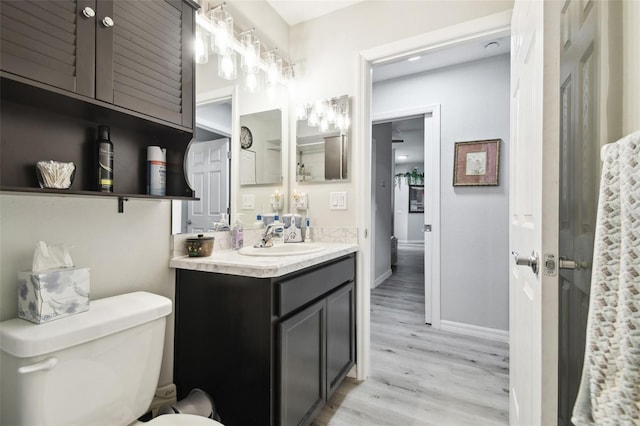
top-left (373, 123), bottom-right (393, 286)
top-left (373, 54), bottom-right (510, 331)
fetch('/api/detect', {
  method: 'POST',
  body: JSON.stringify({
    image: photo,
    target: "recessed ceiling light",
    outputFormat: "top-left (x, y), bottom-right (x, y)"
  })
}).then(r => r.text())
top-left (407, 56), bottom-right (421, 62)
top-left (397, 155), bottom-right (409, 159)
top-left (484, 41), bottom-right (500, 50)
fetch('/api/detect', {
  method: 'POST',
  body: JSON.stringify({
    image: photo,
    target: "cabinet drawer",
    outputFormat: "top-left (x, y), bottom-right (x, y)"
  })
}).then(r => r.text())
top-left (277, 256), bottom-right (354, 317)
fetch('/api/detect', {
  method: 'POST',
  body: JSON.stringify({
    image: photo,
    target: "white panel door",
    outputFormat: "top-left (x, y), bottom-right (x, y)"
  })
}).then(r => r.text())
top-left (509, 1), bottom-right (560, 424)
top-left (187, 138), bottom-right (229, 233)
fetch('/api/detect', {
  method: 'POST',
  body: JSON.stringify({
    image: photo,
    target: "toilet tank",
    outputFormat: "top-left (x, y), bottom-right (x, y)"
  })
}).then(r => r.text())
top-left (0, 291), bottom-right (172, 426)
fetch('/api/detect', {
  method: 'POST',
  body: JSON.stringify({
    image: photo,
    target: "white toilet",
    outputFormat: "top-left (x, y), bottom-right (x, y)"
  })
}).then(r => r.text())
top-left (0, 291), bottom-right (222, 426)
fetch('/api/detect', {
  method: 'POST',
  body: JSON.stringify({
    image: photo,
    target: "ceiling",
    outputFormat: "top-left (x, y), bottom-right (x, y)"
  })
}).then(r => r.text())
top-left (372, 35), bottom-right (510, 83)
top-left (265, 0), bottom-right (366, 26)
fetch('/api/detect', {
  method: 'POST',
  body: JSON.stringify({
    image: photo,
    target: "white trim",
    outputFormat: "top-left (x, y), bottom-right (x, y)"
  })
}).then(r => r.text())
top-left (440, 320), bottom-right (510, 343)
top-left (398, 240), bottom-right (424, 246)
top-left (373, 269), bottom-right (393, 289)
top-left (356, 9), bottom-right (512, 381)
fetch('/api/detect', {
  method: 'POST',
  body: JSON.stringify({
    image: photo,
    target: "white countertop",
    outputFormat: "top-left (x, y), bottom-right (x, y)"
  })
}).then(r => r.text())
top-left (169, 243), bottom-right (358, 278)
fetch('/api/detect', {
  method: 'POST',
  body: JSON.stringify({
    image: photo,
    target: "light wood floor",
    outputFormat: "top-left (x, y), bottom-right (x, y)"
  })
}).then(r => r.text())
top-left (313, 244), bottom-right (510, 426)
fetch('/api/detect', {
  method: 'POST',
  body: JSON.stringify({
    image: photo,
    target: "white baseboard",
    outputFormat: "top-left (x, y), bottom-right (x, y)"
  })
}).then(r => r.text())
top-left (372, 269), bottom-right (393, 289)
top-left (440, 320), bottom-right (509, 343)
top-left (398, 240), bottom-right (424, 246)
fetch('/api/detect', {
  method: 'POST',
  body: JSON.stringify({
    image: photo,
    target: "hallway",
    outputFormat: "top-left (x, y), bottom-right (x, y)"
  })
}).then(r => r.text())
top-left (313, 244), bottom-right (509, 425)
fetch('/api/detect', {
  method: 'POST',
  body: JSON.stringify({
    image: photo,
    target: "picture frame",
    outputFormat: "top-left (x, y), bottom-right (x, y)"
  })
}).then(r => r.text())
top-left (453, 139), bottom-right (501, 186)
top-left (408, 185), bottom-right (424, 213)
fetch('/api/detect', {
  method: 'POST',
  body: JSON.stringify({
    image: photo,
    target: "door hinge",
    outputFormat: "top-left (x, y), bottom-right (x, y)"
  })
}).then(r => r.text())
top-left (364, 229), bottom-right (368, 238)
top-left (424, 224), bottom-right (432, 232)
top-left (226, 151), bottom-right (232, 160)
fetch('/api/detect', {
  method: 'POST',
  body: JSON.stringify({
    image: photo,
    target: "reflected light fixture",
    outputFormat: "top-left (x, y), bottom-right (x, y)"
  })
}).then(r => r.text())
top-left (298, 96), bottom-right (350, 134)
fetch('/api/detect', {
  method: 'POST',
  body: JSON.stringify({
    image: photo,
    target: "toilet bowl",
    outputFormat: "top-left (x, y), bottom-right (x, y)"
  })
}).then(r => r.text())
top-left (137, 413), bottom-right (223, 425)
top-left (0, 292), bottom-right (222, 426)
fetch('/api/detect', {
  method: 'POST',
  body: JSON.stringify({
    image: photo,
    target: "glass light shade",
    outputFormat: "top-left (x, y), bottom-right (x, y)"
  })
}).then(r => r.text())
top-left (325, 103), bottom-right (336, 123)
top-left (296, 104), bottom-right (308, 120)
top-left (195, 26), bottom-right (208, 64)
top-left (218, 51), bottom-right (237, 80)
top-left (209, 7), bottom-right (233, 55)
top-left (241, 32), bottom-right (260, 74)
top-left (320, 117), bottom-right (329, 132)
top-left (245, 72), bottom-right (258, 92)
top-left (265, 51), bottom-right (282, 86)
top-left (307, 109), bottom-right (319, 127)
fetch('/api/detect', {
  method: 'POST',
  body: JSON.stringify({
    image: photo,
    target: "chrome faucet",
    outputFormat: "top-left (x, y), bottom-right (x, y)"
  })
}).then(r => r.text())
top-left (254, 224), bottom-right (277, 248)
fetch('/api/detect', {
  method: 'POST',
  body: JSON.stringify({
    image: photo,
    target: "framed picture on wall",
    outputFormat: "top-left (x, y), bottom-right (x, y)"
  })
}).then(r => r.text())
top-left (453, 139), bottom-right (501, 186)
top-left (408, 185), bottom-right (424, 213)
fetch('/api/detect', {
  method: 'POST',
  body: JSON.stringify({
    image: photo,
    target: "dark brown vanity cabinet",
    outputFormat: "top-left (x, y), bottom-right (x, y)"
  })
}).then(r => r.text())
top-left (0, 0), bottom-right (196, 129)
top-left (174, 255), bottom-right (356, 426)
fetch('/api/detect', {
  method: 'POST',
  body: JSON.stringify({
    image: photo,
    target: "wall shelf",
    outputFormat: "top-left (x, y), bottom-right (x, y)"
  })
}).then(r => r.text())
top-left (1, 187), bottom-right (198, 213)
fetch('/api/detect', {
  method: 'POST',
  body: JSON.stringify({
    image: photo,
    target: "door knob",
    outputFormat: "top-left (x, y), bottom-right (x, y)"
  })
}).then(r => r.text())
top-left (512, 250), bottom-right (539, 274)
top-left (558, 257), bottom-right (585, 270)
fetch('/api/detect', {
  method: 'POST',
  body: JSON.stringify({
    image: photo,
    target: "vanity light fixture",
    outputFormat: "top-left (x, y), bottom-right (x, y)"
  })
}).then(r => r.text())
top-left (195, 1), bottom-right (294, 93)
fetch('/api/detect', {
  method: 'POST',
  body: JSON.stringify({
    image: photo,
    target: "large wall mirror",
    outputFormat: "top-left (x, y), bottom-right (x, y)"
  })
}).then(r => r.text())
top-left (296, 95), bottom-right (350, 182)
top-left (239, 109), bottom-right (282, 186)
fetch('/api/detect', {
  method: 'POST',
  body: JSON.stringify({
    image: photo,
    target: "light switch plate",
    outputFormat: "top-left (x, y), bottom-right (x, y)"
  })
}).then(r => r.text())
top-left (330, 192), bottom-right (347, 210)
top-left (242, 194), bottom-right (255, 210)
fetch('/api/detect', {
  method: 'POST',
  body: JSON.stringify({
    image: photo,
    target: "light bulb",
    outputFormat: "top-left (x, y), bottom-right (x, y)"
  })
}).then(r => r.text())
top-left (218, 52), bottom-right (237, 80)
top-left (308, 110), bottom-right (319, 127)
top-left (195, 27), bottom-right (208, 64)
top-left (296, 104), bottom-right (308, 120)
top-left (246, 73), bottom-right (257, 92)
top-left (320, 117), bottom-right (329, 132)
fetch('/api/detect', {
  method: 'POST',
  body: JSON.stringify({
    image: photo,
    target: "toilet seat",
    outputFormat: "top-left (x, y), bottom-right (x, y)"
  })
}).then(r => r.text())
top-left (145, 413), bottom-right (223, 425)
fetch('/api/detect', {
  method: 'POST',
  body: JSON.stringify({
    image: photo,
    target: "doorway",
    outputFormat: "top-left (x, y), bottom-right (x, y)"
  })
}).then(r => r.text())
top-left (372, 112), bottom-right (439, 326)
top-left (354, 11), bottom-right (512, 382)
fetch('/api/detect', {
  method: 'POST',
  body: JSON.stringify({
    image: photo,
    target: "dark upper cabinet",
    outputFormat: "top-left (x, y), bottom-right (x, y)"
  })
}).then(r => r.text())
top-left (0, 0), bottom-right (195, 130)
top-left (0, 0), bottom-right (96, 97)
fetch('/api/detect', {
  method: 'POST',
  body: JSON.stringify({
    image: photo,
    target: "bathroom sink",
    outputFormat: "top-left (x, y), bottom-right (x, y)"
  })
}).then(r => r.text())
top-left (238, 244), bottom-right (325, 257)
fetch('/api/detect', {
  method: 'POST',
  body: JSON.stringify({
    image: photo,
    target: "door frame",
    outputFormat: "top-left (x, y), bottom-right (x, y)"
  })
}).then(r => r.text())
top-left (353, 9), bottom-right (512, 381)
top-left (372, 108), bottom-right (441, 327)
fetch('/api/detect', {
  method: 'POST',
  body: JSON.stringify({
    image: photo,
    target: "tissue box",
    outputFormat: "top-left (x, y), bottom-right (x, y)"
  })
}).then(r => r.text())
top-left (17, 268), bottom-right (90, 324)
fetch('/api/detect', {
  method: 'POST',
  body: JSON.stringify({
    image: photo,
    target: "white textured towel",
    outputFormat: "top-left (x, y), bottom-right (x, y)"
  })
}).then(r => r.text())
top-left (572, 131), bottom-right (640, 425)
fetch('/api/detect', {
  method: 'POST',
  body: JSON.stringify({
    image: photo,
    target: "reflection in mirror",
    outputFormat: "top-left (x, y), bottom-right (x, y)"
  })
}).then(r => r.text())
top-left (239, 109), bottom-right (282, 185)
top-left (177, 98), bottom-right (232, 234)
top-left (295, 95), bottom-right (350, 182)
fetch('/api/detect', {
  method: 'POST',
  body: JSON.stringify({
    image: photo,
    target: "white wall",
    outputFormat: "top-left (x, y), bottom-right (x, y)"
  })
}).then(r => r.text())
top-left (289, 0), bottom-right (514, 226)
top-left (0, 195), bottom-right (176, 385)
top-left (374, 55), bottom-right (511, 331)
top-left (623, 0), bottom-right (640, 134)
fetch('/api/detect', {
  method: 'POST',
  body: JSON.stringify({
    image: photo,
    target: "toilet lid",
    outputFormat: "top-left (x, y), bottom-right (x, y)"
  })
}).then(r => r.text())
top-left (146, 414), bottom-right (223, 426)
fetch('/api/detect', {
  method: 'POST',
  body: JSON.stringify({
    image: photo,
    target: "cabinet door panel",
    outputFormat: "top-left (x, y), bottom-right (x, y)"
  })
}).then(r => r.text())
top-left (97, 0), bottom-right (187, 126)
top-left (0, 0), bottom-right (95, 97)
top-left (326, 282), bottom-right (355, 398)
top-left (279, 300), bottom-right (326, 426)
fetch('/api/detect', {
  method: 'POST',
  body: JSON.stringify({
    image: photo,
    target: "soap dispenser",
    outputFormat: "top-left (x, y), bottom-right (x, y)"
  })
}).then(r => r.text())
top-left (217, 213), bottom-right (230, 231)
top-left (272, 215), bottom-right (285, 246)
top-left (231, 214), bottom-right (244, 250)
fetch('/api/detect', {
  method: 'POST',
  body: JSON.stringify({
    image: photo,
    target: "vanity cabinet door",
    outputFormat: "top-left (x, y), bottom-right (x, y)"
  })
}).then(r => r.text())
top-left (326, 282), bottom-right (355, 398)
top-left (0, 0), bottom-right (96, 97)
top-left (95, 0), bottom-right (194, 128)
top-left (279, 299), bottom-right (326, 426)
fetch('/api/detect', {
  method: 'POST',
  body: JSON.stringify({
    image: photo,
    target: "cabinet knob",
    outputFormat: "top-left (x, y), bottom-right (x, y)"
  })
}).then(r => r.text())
top-left (81, 7), bottom-right (95, 18)
top-left (101, 16), bottom-right (114, 27)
